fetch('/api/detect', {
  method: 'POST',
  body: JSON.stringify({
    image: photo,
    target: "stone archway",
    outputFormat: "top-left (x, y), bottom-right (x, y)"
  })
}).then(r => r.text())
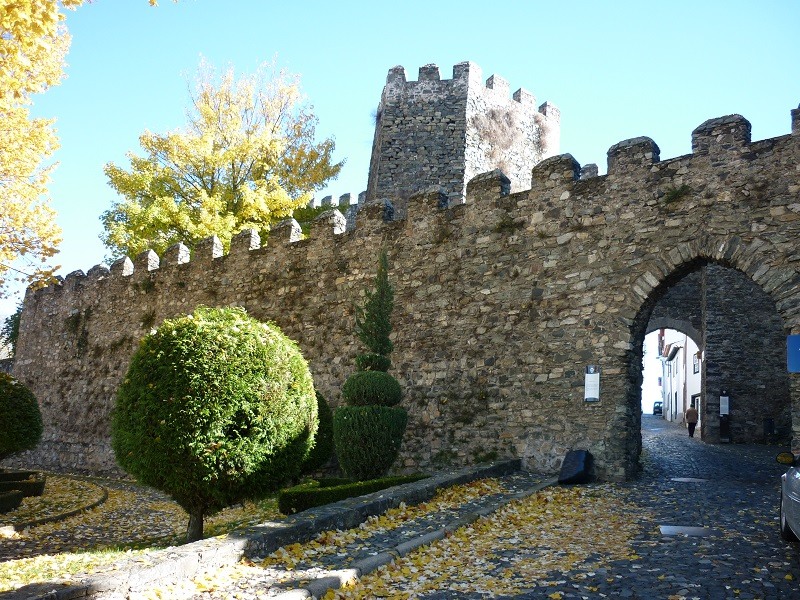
top-left (625, 244), bottom-right (795, 474)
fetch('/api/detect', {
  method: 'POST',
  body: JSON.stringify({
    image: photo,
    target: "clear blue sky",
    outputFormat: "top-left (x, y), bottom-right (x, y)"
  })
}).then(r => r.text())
top-left (3, 0), bottom-right (798, 318)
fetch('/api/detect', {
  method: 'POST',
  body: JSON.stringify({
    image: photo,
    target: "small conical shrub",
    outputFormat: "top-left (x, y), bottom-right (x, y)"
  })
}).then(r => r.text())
top-left (355, 250), bottom-right (394, 357)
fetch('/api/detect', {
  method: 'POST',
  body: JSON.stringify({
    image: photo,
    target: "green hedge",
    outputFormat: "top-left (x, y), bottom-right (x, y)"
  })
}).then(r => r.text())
top-left (0, 373), bottom-right (43, 461)
top-left (341, 370), bottom-right (402, 407)
top-left (0, 478), bottom-right (45, 497)
top-left (334, 405), bottom-right (408, 480)
top-left (0, 470), bottom-right (38, 482)
top-left (278, 474), bottom-right (427, 515)
top-left (0, 490), bottom-right (24, 514)
top-left (302, 392), bottom-right (334, 474)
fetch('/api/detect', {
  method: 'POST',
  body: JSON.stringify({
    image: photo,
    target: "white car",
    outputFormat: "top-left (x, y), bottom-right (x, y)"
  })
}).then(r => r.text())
top-left (778, 451), bottom-right (800, 542)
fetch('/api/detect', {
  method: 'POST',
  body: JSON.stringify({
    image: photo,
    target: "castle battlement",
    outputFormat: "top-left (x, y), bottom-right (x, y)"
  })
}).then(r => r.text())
top-left (368, 62), bottom-right (561, 210)
top-left (381, 61), bottom-right (559, 121)
top-left (27, 106), bottom-right (800, 308)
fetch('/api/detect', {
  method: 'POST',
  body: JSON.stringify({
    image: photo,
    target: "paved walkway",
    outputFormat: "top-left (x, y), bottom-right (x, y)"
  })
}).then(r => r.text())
top-left (599, 414), bottom-right (800, 599)
top-left (180, 416), bottom-right (800, 600)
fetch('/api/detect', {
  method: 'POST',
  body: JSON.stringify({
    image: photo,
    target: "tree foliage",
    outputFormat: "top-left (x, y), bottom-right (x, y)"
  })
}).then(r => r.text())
top-left (333, 406), bottom-right (408, 481)
top-left (111, 306), bottom-right (317, 542)
top-left (335, 250), bottom-right (406, 481)
top-left (101, 60), bottom-right (343, 259)
top-left (0, 0), bottom-right (84, 295)
top-left (0, 0), bottom-right (163, 296)
top-left (355, 250), bottom-right (394, 358)
top-left (301, 392), bottom-right (335, 474)
top-left (1, 303), bottom-right (22, 356)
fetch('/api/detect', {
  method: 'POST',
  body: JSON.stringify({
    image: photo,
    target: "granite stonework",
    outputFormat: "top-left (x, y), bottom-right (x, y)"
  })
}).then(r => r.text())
top-left (701, 264), bottom-right (791, 443)
top-left (366, 62), bottom-right (560, 217)
top-left (6, 63), bottom-right (800, 482)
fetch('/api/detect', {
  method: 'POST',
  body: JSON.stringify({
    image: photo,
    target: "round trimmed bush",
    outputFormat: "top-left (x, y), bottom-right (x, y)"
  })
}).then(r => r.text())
top-left (111, 306), bottom-right (317, 542)
top-left (333, 405), bottom-right (408, 481)
top-left (342, 370), bottom-right (402, 407)
top-left (355, 353), bottom-right (391, 372)
top-left (0, 373), bottom-right (43, 461)
top-left (302, 392), bottom-right (334, 474)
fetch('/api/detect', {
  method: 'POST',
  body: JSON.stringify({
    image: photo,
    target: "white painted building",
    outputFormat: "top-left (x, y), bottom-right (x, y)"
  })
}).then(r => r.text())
top-left (657, 328), bottom-right (702, 430)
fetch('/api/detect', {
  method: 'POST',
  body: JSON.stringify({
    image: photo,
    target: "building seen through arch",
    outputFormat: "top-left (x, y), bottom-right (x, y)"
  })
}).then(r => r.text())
top-left (641, 328), bottom-right (701, 428)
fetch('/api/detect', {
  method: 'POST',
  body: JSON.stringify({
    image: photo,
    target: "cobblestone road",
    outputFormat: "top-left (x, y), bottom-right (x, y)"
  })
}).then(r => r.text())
top-left (593, 414), bottom-right (800, 600)
top-left (486, 415), bottom-right (800, 600)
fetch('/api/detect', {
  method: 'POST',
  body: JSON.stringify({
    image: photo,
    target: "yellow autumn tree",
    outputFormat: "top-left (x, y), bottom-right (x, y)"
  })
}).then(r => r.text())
top-left (101, 60), bottom-right (343, 259)
top-left (0, 0), bottom-right (85, 295)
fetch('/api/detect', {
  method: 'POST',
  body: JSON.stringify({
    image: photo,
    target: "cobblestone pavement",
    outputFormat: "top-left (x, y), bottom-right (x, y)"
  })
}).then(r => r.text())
top-left (195, 416), bottom-right (800, 600)
top-left (591, 415), bottom-right (800, 600)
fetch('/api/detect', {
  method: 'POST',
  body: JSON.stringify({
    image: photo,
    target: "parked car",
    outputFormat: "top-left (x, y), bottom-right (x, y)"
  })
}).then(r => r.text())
top-left (777, 451), bottom-right (800, 542)
top-left (652, 401), bottom-right (663, 416)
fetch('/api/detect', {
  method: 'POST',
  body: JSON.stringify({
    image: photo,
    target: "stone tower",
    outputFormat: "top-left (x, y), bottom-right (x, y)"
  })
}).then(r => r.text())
top-left (366, 61), bottom-right (560, 213)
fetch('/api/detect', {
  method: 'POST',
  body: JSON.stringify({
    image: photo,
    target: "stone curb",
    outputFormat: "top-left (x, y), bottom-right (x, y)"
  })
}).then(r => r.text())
top-left (272, 476), bottom-right (558, 600)
top-left (5, 460), bottom-right (522, 600)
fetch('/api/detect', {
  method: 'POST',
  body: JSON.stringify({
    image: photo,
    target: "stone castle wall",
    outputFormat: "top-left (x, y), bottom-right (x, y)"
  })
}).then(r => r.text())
top-left (702, 265), bottom-right (791, 443)
top-left (647, 270), bottom-right (704, 343)
top-left (8, 104), bottom-right (800, 481)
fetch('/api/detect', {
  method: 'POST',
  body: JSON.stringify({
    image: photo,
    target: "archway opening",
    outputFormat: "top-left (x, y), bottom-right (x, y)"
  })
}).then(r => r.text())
top-left (627, 258), bottom-right (791, 474)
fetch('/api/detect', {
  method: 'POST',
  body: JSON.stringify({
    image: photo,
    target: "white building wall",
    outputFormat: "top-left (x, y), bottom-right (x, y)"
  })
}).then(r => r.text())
top-left (659, 330), bottom-right (701, 429)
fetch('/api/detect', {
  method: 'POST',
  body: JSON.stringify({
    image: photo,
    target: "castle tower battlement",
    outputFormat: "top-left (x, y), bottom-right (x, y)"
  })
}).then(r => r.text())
top-left (366, 61), bottom-right (560, 217)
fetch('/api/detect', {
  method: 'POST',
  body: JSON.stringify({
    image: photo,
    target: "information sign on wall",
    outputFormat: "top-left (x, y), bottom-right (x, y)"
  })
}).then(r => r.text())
top-left (584, 365), bottom-right (600, 403)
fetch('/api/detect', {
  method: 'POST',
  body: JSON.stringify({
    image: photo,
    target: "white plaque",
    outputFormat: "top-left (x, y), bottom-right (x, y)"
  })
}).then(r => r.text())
top-left (584, 365), bottom-right (600, 402)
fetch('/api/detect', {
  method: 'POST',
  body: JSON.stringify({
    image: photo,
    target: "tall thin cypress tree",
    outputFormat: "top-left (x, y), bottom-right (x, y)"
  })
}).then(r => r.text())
top-left (355, 249), bottom-right (394, 357)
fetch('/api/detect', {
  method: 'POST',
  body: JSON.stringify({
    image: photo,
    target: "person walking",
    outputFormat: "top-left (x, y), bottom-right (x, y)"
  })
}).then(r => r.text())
top-left (685, 403), bottom-right (699, 438)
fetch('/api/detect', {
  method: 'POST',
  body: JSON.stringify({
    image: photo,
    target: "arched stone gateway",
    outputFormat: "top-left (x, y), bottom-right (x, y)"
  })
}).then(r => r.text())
top-left (619, 230), bottom-right (800, 479)
top-left (635, 260), bottom-right (791, 470)
top-left (6, 64), bottom-right (800, 482)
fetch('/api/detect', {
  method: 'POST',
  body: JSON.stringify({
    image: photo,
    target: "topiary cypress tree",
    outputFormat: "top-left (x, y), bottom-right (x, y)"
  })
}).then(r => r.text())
top-left (354, 249), bottom-right (394, 366)
top-left (111, 306), bottom-right (317, 542)
top-left (333, 406), bottom-right (408, 481)
top-left (341, 370), bottom-right (402, 407)
top-left (0, 373), bottom-right (43, 461)
top-left (335, 250), bottom-right (407, 481)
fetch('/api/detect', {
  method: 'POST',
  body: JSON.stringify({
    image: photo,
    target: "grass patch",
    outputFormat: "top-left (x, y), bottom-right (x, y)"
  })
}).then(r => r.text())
top-left (0, 476), bottom-right (283, 593)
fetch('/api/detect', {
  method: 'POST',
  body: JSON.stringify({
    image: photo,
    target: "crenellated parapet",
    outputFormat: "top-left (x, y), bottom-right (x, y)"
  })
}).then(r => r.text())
top-left (691, 114), bottom-right (751, 155)
top-left (25, 105), bottom-right (800, 313)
